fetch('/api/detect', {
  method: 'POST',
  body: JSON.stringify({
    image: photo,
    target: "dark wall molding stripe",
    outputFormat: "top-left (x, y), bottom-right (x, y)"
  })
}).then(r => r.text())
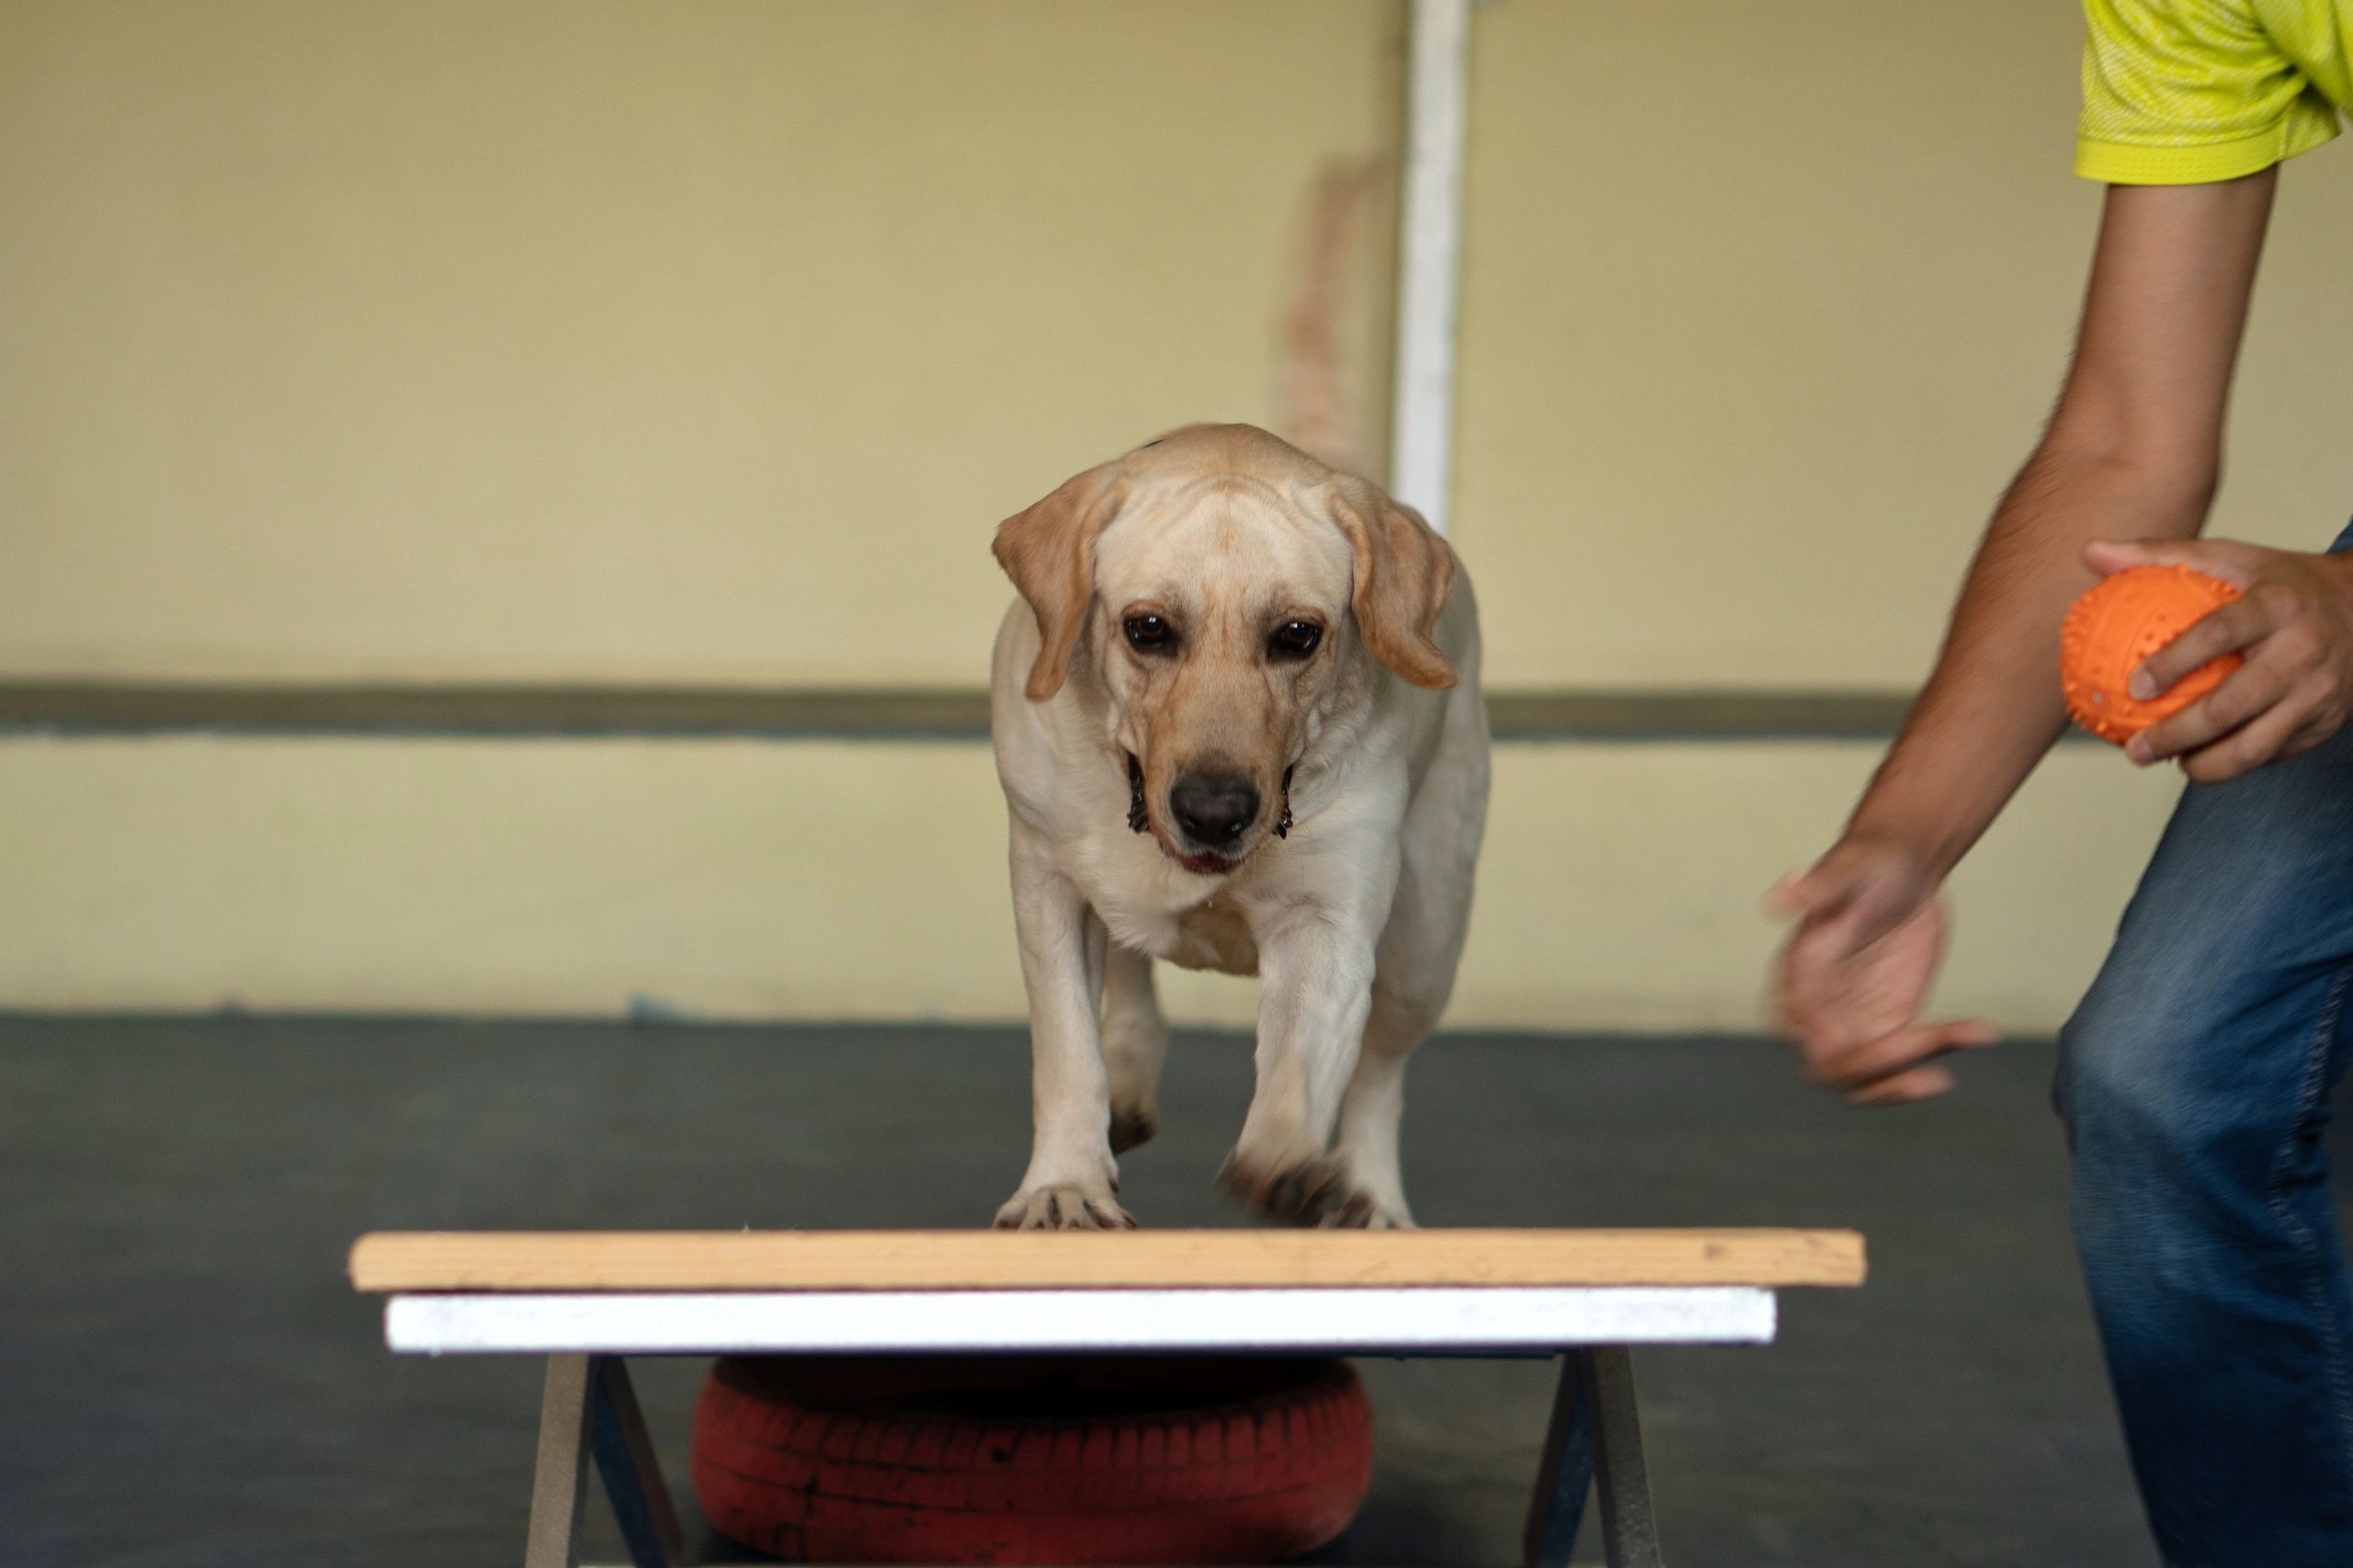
top-left (1487, 690), bottom-right (1914, 743)
top-left (0, 681), bottom-right (1949, 744)
top-left (0, 683), bottom-right (997, 743)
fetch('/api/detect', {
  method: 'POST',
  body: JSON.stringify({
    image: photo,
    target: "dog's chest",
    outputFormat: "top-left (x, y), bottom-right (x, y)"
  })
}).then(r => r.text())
top-left (1160, 897), bottom-right (1260, 976)
top-left (1090, 880), bottom-right (1261, 977)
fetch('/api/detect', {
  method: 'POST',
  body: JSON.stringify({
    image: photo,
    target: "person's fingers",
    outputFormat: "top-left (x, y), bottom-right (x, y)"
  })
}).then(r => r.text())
top-left (1789, 904), bottom-right (1874, 977)
top-left (1780, 896), bottom-right (1955, 1057)
top-left (2179, 693), bottom-right (2311, 784)
top-left (1804, 1018), bottom-right (1997, 1094)
top-left (2083, 537), bottom-right (2258, 586)
top-left (2128, 596), bottom-right (2274, 702)
top-left (1767, 866), bottom-right (1835, 919)
top-left (1774, 946), bottom-right (1859, 1053)
top-left (1767, 853), bottom-right (1870, 920)
top-left (2273, 711), bottom-right (2340, 765)
top-left (1932, 1017), bottom-right (2002, 1051)
top-left (2128, 654), bottom-right (2289, 764)
top-left (2083, 539), bottom-right (2157, 574)
top-left (1777, 903), bottom-right (1881, 1015)
top-left (1799, 1020), bottom-right (1972, 1090)
top-left (1778, 915), bottom-right (1901, 1044)
top-left (1847, 1063), bottom-right (1955, 1106)
top-left (1802, 865), bottom-right (1927, 967)
top-left (1845, 1019), bottom-right (1999, 1083)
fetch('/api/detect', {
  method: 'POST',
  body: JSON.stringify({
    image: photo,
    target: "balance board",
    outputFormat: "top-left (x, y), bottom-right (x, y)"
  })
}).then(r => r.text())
top-left (352, 1227), bottom-right (1865, 1568)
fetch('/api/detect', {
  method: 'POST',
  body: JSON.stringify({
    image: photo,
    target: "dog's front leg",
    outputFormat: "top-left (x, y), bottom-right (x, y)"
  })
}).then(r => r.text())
top-left (995, 828), bottom-right (1133, 1231)
top-left (1220, 869), bottom-right (1395, 1227)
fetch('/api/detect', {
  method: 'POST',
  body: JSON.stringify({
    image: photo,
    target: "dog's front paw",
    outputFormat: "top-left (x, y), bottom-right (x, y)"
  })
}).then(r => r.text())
top-left (994, 1184), bottom-right (1138, 1232)
top-left (1219, 1150), bottom-right (1395, 1229)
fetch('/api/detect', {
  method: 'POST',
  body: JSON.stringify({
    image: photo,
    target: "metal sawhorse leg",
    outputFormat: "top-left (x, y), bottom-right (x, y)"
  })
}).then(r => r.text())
top-left (524, 1354), bottom-right (683, 1568)
top-left (1523, 1346), bottom-right (1664, 1568)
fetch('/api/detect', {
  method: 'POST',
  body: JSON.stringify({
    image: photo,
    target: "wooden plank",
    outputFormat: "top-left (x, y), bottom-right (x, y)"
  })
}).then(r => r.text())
top-left (349, 1228), bottom-right (1865, 1293)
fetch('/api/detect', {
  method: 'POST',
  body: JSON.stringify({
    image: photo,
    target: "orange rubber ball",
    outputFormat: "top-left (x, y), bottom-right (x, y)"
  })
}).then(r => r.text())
top-left (2061, 564), bottom-right (2243, 745)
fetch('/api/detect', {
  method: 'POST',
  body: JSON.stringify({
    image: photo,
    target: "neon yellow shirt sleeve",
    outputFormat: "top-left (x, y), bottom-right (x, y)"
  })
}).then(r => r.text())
top-left (2078, 0), bottom-right (2342, 183)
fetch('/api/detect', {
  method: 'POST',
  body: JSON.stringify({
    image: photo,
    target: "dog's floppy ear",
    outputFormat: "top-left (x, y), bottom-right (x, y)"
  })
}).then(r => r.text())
top-left (1322, 476), bottom-right (1459, 689)
top-left (993, 462), bottom-right (1127, 701)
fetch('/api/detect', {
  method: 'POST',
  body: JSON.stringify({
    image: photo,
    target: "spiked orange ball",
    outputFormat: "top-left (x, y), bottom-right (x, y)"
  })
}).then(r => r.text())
top-left (2061, 564), bottom-right (2244, 745)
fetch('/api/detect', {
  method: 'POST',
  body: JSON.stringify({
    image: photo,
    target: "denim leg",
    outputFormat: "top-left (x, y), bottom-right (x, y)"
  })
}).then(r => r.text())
top-left (2058, 714), bottom-right (2353, 1566)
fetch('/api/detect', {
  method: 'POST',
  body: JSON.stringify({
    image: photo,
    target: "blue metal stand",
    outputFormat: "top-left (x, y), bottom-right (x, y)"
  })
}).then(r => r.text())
top-left (524, 1354), bottom-right (681, 1568)
top-left (1522, 1347), bottom-right (1665, 1568)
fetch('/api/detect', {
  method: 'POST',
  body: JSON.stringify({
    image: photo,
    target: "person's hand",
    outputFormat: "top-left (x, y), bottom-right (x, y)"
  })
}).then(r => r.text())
top-left (2087, 538), bottom-right (2353, 782)
top-left (1768, 835), bottom-right (1999, 1105)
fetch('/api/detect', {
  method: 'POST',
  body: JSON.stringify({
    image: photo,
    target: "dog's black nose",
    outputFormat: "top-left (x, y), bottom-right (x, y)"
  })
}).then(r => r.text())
top-left (1169, 773), bottom-right (1259, 846)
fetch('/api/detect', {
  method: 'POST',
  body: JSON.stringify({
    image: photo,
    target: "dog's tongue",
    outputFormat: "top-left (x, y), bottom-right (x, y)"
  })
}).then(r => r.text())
top-left (1169, 841), bottom-right (1233, 877)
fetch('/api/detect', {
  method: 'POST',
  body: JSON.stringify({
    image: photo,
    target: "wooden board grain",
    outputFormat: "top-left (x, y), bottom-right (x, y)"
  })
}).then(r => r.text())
top-left (349, 1228), bottom-right (1865, 1293)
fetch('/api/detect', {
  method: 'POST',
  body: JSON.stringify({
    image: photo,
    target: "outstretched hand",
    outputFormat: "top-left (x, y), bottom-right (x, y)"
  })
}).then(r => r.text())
top-left (2088, 538), bottom-right (2353, 782)
top-left (1769, 836), bottom-right (1999, 1106)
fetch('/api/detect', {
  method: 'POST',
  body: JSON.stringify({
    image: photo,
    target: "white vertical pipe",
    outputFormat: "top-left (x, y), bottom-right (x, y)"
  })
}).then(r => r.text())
top-left (1389, 0), bottom-right (1472, 535)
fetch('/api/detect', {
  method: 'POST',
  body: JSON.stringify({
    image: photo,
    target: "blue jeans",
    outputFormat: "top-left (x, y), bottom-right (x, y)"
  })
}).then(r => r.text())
top-left (2058, 524), bottom-right (2353, 1566)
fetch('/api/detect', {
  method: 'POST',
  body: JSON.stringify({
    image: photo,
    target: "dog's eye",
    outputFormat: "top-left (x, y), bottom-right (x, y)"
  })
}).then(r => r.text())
top-left (1123, 614), bottom-right (1174, 653)
top-left (1267, 620), bottom-right (1323, 660)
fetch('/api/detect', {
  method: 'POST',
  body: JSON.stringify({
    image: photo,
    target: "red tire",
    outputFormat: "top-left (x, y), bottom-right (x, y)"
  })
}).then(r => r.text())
top-left (691, 1355), bottom-right (1374, 1564)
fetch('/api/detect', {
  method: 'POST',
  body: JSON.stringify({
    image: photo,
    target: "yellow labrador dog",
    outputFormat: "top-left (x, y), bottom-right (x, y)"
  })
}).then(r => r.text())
top-left (988, 423), bottom-right (1489, 1229)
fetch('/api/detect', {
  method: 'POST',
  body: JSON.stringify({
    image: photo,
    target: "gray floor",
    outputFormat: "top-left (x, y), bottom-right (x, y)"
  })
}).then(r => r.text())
top-left (3, 1017), bottom-right (2344, 1567)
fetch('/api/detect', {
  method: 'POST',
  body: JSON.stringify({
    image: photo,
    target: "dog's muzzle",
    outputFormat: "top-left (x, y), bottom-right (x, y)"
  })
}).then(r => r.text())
top-left (1126, 756), bottom-right (1294, 842)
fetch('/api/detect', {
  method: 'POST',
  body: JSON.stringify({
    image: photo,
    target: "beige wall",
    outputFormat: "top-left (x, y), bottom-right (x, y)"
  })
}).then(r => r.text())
top-left (5, 2), bottom-right (2347, 1029)
top-left (0, 0), bottom-right (1401, 684)
top-left (1455, 0), bottom-right (2353, 688)
top-left (0, 737), bottom-right (2181, 1031)
top-left (7, 1), bottom-right (2347, 690)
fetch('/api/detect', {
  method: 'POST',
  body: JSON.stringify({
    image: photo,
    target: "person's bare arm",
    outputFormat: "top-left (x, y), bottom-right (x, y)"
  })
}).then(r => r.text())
top-left (1773, 172), bottom-right (2277, 1103)
top-left (1857, 174), bottom-right (2276, 872)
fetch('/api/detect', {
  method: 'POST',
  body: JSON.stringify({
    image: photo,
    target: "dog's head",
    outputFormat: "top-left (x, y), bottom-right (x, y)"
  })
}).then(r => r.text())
top-left (994, 425), bottom-right (1457, 875)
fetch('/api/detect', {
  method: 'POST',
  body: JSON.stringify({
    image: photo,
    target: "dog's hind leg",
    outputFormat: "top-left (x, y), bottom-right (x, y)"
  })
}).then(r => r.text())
top-left (1100, 945), bottom-right (1168, 1153)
